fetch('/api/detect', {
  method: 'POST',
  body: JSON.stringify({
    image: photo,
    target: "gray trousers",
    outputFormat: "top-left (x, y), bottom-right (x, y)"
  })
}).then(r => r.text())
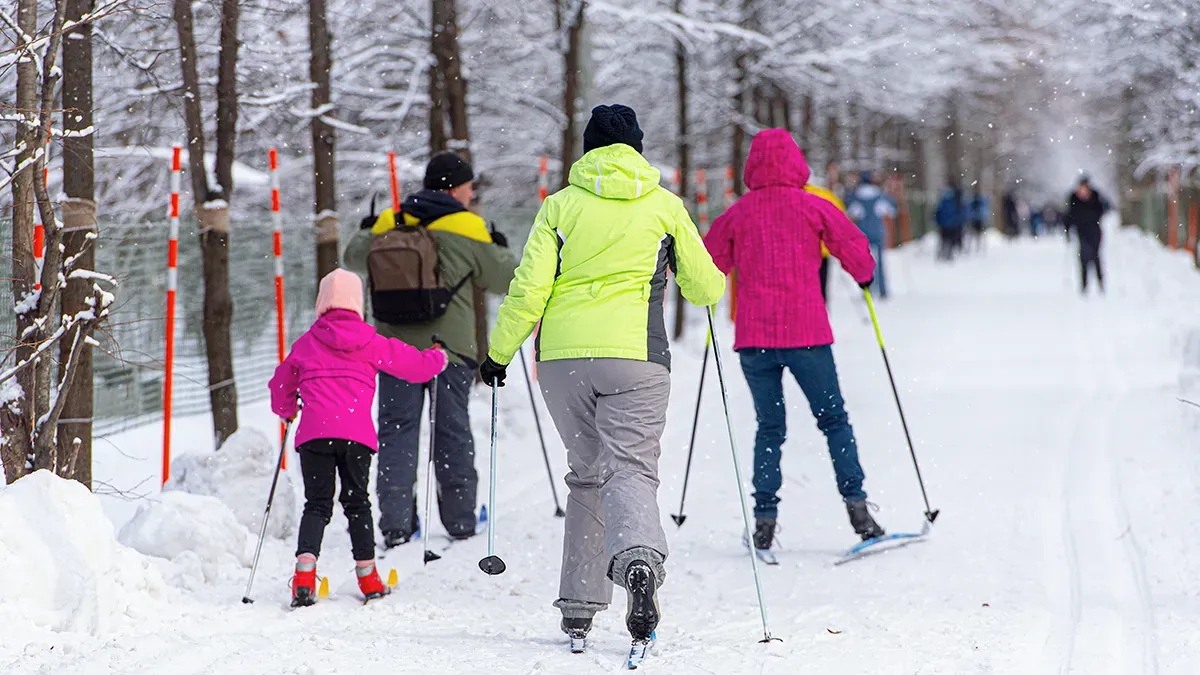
top-left (538, 359), bottom-right (671, 615)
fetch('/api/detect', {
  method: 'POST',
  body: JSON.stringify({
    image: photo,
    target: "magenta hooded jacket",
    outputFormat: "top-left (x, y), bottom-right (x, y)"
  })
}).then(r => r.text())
top-left (704, 129), bottom-right (876, 350)
top-left (269, 309), bottom-right (447, 450)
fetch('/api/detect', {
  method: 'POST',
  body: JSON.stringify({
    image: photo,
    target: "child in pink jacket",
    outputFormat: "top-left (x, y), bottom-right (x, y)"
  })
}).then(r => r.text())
top-left (269, 269), bottom-right (447, 606)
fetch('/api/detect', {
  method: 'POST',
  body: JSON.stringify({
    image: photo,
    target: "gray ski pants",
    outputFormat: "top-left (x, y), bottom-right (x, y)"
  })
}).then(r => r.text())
top-left (538, 359), bottom-right (671, 614)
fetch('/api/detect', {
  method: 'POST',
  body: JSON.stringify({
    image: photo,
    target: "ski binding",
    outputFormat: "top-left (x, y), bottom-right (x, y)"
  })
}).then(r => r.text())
top-left (625, 631), bottom-right (656, 670)
top-left (742, 532), bottom-right (780, 566)
top-left (568, 633), bottom-right (588, 654)
top-left (835, 522), bottom-right (931, 565)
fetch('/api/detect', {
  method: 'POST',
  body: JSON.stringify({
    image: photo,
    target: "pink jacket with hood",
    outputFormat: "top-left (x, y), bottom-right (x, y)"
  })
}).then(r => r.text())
top-left (269, 269), bottom-right (447, 450)
top-left (704, 128), bottom-right (876, 350)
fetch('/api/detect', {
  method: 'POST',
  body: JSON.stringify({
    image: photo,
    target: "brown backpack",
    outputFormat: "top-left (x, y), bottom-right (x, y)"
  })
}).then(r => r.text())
top-left (367, 223), bottom-right (470, 325)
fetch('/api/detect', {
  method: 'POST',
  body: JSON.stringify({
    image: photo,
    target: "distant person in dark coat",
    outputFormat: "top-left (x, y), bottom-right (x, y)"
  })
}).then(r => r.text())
top-left (1064, 176), bottom-right (1110, 294)
top-left (934, 183), bottom-right (966, 261)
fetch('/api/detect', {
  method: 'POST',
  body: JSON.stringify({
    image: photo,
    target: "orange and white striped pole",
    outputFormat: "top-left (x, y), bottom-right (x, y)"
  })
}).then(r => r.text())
top-left (33, 122), bottom-right (49, 291)
top-left (164, 145), bottom-right (182, 486)
top-left (538, 156), bottom-right (549, 202)
top-left (269, 148), bottom-right (288, 464)
top-left (695, 168), bottom-right (709, 230)
top-left (33, 220), bottom-right (44, 292)
top-left (387, 151), bottom-right (401, 215)
top-left (670, 167), bottom-right (681, 195)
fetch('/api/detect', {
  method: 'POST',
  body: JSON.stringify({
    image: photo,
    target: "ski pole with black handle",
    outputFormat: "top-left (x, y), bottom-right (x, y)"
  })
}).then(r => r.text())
top-left (422, 374), bottom-right (443, 564)
top-left (518, 346), bottom-right (565, 517)
top-left (862, 289), bottom-right (939, 524)
top-left (671, 333), bottom-right (709, 528)
top-left (242, 418), bottom-right (293, 604)
top-left (421, 336), bottom-right (457, 564)
top-left (478, 378), bottom-right (507, 575)
top-left (707, 307), bottom-right (780, 644)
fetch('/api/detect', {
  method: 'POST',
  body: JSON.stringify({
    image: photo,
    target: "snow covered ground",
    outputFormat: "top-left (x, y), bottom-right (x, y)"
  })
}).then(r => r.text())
top-left (6, 224), bottom-right (1200, 674)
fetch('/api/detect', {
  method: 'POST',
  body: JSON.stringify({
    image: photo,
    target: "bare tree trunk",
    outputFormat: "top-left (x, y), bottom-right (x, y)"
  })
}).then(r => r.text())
top-left (175, 0), bottom-right (239, 448)
top-left (428, 59), bottom-right (447, 154)
top-left (429, 0), bottom-right (486, 368)
top-left (801, 94), bottom-right (813, 153)
top-left (2, 0), bottom-right (41, 484)
top-left (309, 0), bottom-right (339, 280)
top-left (558, 0), bottom-right (585, 190)
top-left (671, 0), bottom-right (690, 339)
top-left (59, 0), bottom-right (97, 489)
top-left (826, 112), bottom-right (840, 169)
top-left (731, 54), bottom-right (747, 197)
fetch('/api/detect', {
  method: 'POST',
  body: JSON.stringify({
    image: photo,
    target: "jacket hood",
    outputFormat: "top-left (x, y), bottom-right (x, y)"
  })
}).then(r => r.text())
top-left (744, 129), bottom-right (810, 190)
top-left (568, 144), bottom-right (661, 200)
top-left (402, 189), bottom-right (467, 225)
top-left (311, 309), bottom-right (377, 352)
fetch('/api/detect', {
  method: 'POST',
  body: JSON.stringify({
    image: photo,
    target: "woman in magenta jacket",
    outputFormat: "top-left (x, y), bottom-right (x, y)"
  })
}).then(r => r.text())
top-left (704, 128), bottom-right (884, 553)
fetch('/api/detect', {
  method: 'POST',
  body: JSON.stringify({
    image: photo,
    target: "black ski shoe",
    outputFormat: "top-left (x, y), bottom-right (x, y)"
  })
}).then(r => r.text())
top-left (753, 518), bottom-right (776, 550)
top-left (846, 500), bottom-right (886, 541)
top-left (383, 531), bottom-right (412, 549)
top-left (562, 617), bottom-right (592, 653)
top-left (624, 561), bottom-right (660, 641)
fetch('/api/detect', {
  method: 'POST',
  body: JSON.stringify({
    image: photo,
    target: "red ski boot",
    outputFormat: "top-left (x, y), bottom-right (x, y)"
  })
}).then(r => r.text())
top-left (291, 566), bottom-right (317, 608)
top-left (357, 564), bottom-right (390, 603)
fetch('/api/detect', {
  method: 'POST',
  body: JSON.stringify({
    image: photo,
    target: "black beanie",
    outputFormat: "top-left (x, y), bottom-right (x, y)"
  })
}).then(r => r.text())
top-left (424, 151), bottom-right (474, 190)
top-left (583, 104), bottom-right (644, 154)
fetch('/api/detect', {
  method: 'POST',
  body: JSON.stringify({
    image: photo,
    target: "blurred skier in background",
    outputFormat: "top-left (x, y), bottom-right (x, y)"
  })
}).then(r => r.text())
top-left (934, 181), bottom-right (966, 261)
top-left (967, 191), bottom-right (989, 252)
top-left (844, 170), bottom-right (897, 299)
top-left (1064, 176), bottom-right (1110, 294)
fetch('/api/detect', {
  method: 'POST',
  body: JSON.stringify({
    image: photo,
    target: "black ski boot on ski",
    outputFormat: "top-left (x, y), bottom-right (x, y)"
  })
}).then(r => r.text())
top-left (846, 500), bottom-right (885, 541)
top-left (753, 518), bottom-right (776, 550)
top-left (624, 561), bottom-right (660, 642)
top-left (562, 617), bottom-right (592, 654)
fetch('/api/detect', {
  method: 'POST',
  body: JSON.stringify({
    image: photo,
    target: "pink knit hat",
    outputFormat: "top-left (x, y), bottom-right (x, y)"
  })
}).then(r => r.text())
top-left (315, 269), bottom-right (364, 317)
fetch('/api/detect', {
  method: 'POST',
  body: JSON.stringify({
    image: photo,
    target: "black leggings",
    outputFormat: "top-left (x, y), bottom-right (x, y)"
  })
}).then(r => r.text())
top-left (1080, 249), bottom-right (1104, 291)
top-left (296, 438), bottom-right (376, 561)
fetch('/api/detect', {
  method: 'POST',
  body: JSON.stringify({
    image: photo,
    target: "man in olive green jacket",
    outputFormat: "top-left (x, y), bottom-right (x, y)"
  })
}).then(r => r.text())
top-left (344, 152), bottom-right (516, 546)
top-left (481, 105), bottom-right (726, 644)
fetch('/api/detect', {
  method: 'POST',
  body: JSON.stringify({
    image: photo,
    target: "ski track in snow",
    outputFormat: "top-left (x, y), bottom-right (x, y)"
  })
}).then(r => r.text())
top-left (10, 226), bottom-right (1200, 674)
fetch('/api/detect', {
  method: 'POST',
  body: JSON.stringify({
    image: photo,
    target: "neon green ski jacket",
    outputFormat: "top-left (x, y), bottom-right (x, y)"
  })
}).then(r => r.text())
top-left (488, 144), bottom-right (726, 370)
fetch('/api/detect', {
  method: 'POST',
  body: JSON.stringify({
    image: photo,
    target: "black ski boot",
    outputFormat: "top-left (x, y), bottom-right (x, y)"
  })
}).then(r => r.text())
top-left (383, 531), bottom-right (412, 549)
top-left (624, 561), bottom-right (660, 642)
top-left (753, 518), bottom-right (776, 550)
top-left (846, 500), bottom-right (885, 541)
top-left (562, 617), bottom-right (592, 654)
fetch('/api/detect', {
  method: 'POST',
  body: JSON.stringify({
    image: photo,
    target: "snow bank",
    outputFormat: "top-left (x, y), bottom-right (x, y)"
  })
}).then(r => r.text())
top-left (0, 470), bottom-right (166, 635)
top-left (118, 492), bottom-right (253, 589)
top-left (166, 428), bottom-right (297, 539)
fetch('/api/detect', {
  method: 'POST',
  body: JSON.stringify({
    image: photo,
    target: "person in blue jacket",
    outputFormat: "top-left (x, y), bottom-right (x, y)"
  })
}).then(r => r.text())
top-left (935, 182), bottom-right (966, 261)
top-left (844, 170), bottom-right (897, 298)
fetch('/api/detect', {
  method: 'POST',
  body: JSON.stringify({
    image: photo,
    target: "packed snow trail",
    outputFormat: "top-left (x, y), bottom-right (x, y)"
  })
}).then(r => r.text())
top-left (9, 226), bottom-right (1200, 674)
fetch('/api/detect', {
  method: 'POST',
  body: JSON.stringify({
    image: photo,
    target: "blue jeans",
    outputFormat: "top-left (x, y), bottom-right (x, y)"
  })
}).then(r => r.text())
top-left (869, 243), bottom-right (887, 298)
top-left (739, 346), bottom-right (867, 519)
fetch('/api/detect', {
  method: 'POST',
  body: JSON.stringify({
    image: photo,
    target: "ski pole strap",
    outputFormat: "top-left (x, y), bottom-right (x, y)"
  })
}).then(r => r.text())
top-left (863, 290), bottom-right (886, 348)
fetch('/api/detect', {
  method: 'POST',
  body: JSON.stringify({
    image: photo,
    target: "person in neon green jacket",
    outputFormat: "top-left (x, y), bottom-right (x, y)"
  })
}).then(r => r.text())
top-left (481, 105), bottom-right (725, 645)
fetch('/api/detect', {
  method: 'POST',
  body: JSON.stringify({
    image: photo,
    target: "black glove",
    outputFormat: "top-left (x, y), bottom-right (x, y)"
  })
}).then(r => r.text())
top-left (479, 357), bottom-right (508, 387)
top-left (490, 228), bottom-right (509, 248)
top-left (858, 278), bottom-right (874, 290)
